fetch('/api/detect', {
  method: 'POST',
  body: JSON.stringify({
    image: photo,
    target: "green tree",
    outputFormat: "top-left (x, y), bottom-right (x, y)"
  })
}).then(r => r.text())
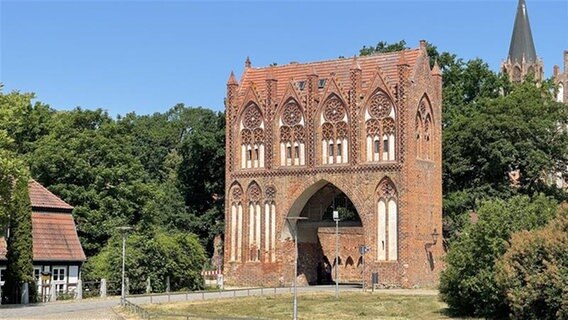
top-left (176, 108), bottom-right (225, 253)
top-left (443, 81), bottom-right (568, 234)
top-left (496, 207), bottom-right (568, 320)
top-left (84, 229), bottom-right (206, 293)
top-left (1, 174), bottom-right (36, 304)
top-left (359, 40), bottom-right (408, 56)
top-left (439, 195), bottom-right (558, 318)
top-left (0, 90), bottom-right (54, 155)
top-left (28, 108), bottom-right (153, 256)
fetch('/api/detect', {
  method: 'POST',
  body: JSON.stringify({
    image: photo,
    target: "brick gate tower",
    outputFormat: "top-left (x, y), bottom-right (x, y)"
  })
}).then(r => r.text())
top-left (224, 41), bottom-right (443, 288)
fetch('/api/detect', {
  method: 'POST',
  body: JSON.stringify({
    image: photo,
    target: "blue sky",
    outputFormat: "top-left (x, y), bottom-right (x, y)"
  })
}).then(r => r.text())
top-left (1, 0), bottom-right (567, 117)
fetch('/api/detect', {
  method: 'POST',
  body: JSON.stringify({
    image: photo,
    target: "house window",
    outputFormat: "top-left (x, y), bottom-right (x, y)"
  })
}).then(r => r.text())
top-left (374, 140), bottom-right (380, 154)
top-left (254, 148), bottom-right (259, 161)
top-left (318, 79), bottom-right (326, 89)
top-left (247, 150), bottom-right (252, 161)
top-left (383, 138), bottom-right (389, 152)
top-left (53, 267), bottom-right (65, 281)
top-left (337, 143), bottom-right (342, 156)
top-left (328, 143), bottom-right (334, 157)
top-left (297, 81), bottom-right (306, 90)
top-left (294, 146), bottom-right (299, 159)
top-left (34, 268), bottom-right (41, 282)
top-left (287, 146), bottom-right (292, 159)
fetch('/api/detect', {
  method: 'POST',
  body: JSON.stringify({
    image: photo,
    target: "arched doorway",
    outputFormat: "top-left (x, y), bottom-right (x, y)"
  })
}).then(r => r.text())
top-left (287, 181), bottom-right (363, 285)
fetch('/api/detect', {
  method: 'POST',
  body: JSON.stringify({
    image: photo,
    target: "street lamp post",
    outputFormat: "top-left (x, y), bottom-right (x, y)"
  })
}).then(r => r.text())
top-left (116, 226), bottom-right (132, 306)
top-left (333, 210), bottom-right (340, 299)
top-left (286, 216), bottom-right (308, 320)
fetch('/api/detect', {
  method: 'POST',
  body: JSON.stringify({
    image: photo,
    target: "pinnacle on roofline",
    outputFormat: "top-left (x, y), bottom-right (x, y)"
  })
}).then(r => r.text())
top-left (431, 59), bottom-right (442, 76)
top-left (227, 71), bottom-right (238, 85)
top-left (351, 55), bottom-right (361, 70)
top-left (397, 50), bottom-right (409, 66)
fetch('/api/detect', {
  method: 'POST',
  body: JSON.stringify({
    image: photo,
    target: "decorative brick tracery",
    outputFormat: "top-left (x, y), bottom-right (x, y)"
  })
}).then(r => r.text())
top-left (224, 44), bottom-right (443, 288)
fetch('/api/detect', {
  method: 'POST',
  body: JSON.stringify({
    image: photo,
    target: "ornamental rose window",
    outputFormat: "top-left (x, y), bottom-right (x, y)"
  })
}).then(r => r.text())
top-left (320, 95), bottom-right (349, 165)
top-left (279, 100), bottom-right (305, 166)
top-left (240, 103), bottom-right (265, 169)
top-left (365, 92), bottom-right (396, 162)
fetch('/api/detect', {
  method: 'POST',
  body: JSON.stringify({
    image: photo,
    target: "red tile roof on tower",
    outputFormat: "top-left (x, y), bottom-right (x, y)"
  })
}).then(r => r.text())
top-left (0, 180), bottom-right (85, 262)
top-left (234, 49), bottom-right (421, 105)
top-left (29, 179), bottom-right (74, 211)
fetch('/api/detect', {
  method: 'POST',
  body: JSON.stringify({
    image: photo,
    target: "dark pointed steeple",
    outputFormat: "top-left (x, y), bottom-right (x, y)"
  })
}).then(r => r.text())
top-left (508, 0), bottom-right (537, 64)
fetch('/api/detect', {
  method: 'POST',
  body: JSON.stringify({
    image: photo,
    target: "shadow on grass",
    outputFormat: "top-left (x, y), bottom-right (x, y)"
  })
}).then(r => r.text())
top-left (439, 307), bottom-right (482, 320)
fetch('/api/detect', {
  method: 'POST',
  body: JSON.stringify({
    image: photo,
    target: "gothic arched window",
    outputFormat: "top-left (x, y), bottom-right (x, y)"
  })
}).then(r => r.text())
top-left (513, 66), bottom-right (522, 82)
top-left (229, 184), bottom-right (243, 261)
top-left (365, 91), bottom-right (396, 162)
top-left (247, 182), bottom-right (262, 262)
top-left (240, 104), bottom-right (265, 169)
top-left (320, 95), bottom-right (349, 164)
top-left (377, 178), bottom-right (398, 261)
top-left (416, 98), bottom-right (434, 160)
top-left (279, 100), bottom-right (305, 166)
top-left (264, 186), bottom-right (277, 263)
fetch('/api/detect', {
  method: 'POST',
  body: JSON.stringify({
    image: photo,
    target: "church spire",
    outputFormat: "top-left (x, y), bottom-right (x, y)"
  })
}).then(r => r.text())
top-left (508, 0), bottom-right (537, 64)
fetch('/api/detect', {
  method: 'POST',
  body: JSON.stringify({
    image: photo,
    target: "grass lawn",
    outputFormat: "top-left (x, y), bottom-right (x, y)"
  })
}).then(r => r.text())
top-left (137, 291), bottom-right (455, 319)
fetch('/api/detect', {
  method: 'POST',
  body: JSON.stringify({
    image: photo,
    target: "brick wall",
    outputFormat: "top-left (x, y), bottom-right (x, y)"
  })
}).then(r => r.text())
top-left (224, 43), bottom-right (443, 288)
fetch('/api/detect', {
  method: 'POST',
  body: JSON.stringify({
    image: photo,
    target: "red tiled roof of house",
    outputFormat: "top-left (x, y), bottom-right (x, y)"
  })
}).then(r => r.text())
top-left (29, 179), bottom-right (73, 211)
top-left (235, 49), bottom-right (421, 105)
top-left (0, 212), bottom-right (86, 261)
top-left (0, 181), bottom-right (85, 262)
top-left (31, 212), bottom-right (86, 261)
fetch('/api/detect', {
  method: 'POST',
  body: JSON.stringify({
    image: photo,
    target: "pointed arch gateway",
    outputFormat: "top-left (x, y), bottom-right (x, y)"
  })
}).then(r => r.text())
top-left (285, 179), bottom-right (365, 284)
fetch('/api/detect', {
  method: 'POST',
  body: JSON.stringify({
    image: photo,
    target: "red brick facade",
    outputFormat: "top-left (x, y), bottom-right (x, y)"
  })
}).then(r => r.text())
top-left (224, 41), bottom-right (443, 288)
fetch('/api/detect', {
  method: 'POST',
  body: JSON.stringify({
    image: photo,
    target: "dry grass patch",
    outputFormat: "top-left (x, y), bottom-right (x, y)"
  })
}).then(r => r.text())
top-left (142, 291), bottom-right (452, 319)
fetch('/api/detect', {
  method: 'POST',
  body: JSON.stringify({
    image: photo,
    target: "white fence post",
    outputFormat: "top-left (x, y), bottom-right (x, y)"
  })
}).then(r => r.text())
top-left (146, 278), bottom-right (151, 294)
top-left (76, 279), bottom-right (83, 300)
top-left (49, 282), bottom-right (57, 302)
top-left (100, 279), bottom-right (107, 298)
top-left (20, 283), bottom-right (29, 304)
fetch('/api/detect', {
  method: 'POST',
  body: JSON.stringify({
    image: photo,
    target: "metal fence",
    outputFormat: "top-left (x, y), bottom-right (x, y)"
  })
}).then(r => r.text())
top-left (123, 287), bottom-right (293, 319)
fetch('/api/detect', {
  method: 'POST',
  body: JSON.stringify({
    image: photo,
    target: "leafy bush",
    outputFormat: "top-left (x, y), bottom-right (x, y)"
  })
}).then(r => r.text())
top-left (496, 208), bottom-right (568, 319)
top-left (439, 195), bottom-right (558, 318)
top-left (83, 228), bottom-right (206, 293)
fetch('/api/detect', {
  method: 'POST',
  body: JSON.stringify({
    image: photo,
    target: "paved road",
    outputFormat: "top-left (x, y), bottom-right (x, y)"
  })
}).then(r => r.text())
top-left (0, 286), bottom-right (437, 319)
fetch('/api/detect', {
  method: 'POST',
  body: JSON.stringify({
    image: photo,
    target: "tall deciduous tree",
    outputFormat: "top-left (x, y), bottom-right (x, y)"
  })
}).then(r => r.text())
top-left (443, 80), bottom-right (568, 234)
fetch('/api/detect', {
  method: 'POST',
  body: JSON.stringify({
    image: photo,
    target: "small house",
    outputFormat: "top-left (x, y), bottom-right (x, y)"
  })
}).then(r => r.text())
top-left (0, 180), bottom-right (86, 295)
